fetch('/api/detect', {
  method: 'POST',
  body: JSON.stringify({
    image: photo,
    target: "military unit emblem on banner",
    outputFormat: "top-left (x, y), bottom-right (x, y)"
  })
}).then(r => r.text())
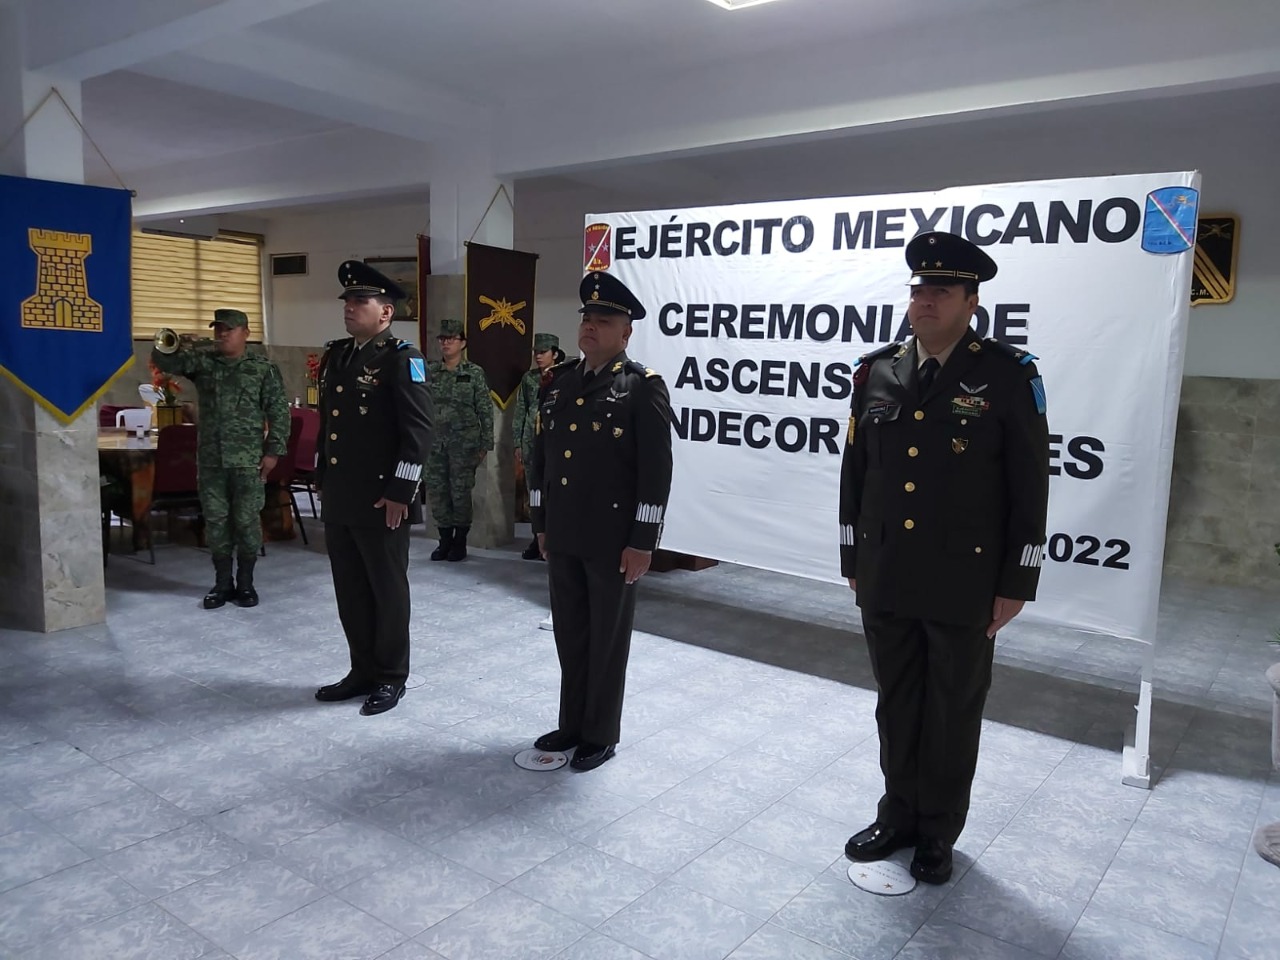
top-left (583, 223), bottom-right (611, 271)
top-left (0, 175), bottom-right (133, 422)
top-left (1141, 186), bottom-right (1200, 254)
top-left (465, 241), bottom-right (538, 407)
top-left (1191, 215), bottom-right (1239, 306)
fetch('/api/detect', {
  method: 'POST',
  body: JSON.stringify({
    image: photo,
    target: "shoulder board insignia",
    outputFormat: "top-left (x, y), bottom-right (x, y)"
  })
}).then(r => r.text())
top-left (623, 359), bottom-right (662, 379)
top-left (611, 361), bottom-right (624, 373)
top-left (395, 340), bottom-right (412, 351)
top-left (984, 338), bottom-right (1039, 365)
top-left (854, 341), bottom-right (902, 368)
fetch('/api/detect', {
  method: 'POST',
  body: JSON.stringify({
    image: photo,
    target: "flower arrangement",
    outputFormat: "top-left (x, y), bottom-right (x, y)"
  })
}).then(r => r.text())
top-left (305, 353), bottom-right (321, 385)
top-left (148, 361), bottom-right (182, 405)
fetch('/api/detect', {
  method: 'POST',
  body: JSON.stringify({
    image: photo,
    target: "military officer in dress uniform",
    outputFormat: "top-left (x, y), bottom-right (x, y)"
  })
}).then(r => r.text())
top-left (528, 271), bottom-right (673, 771)
top-left (314, 261), bottom-right (434, 717)
top-left (513, 332), bottom-right (561, 560)
top-left (839, 231), bottom-right (1050, 884)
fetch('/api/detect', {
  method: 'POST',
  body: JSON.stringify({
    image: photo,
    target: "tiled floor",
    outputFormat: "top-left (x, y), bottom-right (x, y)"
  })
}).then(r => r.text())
top-left (1, 525), bottom-right (1277, 960)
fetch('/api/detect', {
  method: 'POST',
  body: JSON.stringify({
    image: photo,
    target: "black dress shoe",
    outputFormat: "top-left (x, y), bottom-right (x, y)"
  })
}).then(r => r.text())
top-left (521, 539), bottom-right (543, 561)
top-left (534, 729), bottom-right (579, 752)
top-left (569, 742), bottom-right (615, 771)
top-left (909, 836), bottom-right (954, 884)
top-left (360, 683), bottom-right (406, 716)
top-left (845, 821), bottom-right (918, 862)
top-left (314, 675), bottom-right (375, 702)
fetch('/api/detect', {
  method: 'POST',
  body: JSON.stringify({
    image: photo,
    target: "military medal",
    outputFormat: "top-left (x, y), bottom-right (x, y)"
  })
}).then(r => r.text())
top-left (952, 438), bottom-right (969, 454)
top-left (951, 395), bottom-right (989, 417)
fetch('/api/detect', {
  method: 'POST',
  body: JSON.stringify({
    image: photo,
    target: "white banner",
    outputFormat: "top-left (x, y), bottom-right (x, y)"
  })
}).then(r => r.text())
top-left (586, 172), bottom-right (1198, 641)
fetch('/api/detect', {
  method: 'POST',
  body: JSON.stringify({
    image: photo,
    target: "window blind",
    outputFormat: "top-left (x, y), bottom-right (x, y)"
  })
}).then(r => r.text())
top-left (131, 231), bottom-right (265, 341)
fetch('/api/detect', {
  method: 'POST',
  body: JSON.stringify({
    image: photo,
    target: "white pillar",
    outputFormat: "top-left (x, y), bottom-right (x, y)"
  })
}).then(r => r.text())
top-left (426, 148), bottom-right (516, 550)
top-left (0, 4), bottom-right (105, 631)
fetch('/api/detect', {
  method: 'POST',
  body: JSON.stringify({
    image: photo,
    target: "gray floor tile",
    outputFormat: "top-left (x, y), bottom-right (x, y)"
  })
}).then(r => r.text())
top-left (202, 789), bottom-right (346, 851)
top-left (730, 800), bottom-right (852, 873)
top-left (508, 843), bottom-right (658, 928)
top-left (934, 867), bottom-right (1086, 957)
top-left (416, 887), bottom-right (590, 960)
top-left (897, 919), bottom-right (1047, 960)
top-left (20, 902), bottom-right (216, 960)
top-left (157, 858), bottom-right (325, 950)
top-left (274, 817), bottom-right (422, 889)
top-left (587, 807), bottom-right (720, 876)
top-left (507, 779), bottom-right (644, 838)
top-left (427, 810), bottom-right (573, 884)
top-left (48, 785), bottom-right (194, 856)
top-left (600, 881), bottom-right (763, 960)
top-left (1059, 905), bottom-right (1217, 960)
top-left (548, 933), bottom-right (657, 960)
top-left (725, 923), bottom-right (857, 960)
top-left (0, 824), bottom-right (91, 893)
top-left (772, 869), bottom-right (932, 960)
top-left (231, 895), bottom-right (406, 960)
top-left (102, 821), bottom-right (253, 898)
top-left (0, 860), bottom-right (148, 955)
top-left (337, 848), bottom-right (497, 936)
top-left (7, 762), bottom-right (142, 820)
top-left (671, 838), bottom-right (818, 919)
top-left (651, 772), bottom-right (777, 835)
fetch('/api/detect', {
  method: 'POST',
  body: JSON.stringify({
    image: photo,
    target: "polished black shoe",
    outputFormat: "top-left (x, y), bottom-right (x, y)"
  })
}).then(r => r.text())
top-left (534, 729), bottom-right (579, 752)
top-left (909, 837), bottom-right (954, 885)
top-left (360, 683), bottom-right (406, 716)
top-left (314, 675), bottom-right (375, 702)
top-left (844, 821), bottom-right (918, 862)
top-left (521, 539), bottom-right (542, 561)
top-left (569, 742), bottom-right (615, 771)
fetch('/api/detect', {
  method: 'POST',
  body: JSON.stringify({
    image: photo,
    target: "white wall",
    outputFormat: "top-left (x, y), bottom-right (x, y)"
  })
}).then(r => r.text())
top-left (514, 87), bottom-right (1280, 380)
top-left (264, 201), bottom-right (428, 347)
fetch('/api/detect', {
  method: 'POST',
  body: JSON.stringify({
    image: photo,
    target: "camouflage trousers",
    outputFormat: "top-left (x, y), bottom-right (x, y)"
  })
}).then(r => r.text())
top-left (199, 466), bottom-right (265, 558)
top-left (425, 442), bottom-right (481, 527)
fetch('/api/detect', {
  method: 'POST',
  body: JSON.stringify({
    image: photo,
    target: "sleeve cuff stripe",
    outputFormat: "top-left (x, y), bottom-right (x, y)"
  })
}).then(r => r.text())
top-left (529, 490), bottom-right (542, 507)
top-left (636, 503), bottom-right (664, 524)
top-left (395, 462), bottom-right (422, 482)
top-left (1019, 544), bottom-right (1043, 568)
top-left (840, 524), bottom-right (856, 546)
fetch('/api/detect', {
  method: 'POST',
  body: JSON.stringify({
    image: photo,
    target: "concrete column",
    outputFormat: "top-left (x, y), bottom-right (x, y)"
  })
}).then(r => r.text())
top-left (0, 4), bottom-right (106, 631)
top-left (427, 149), bottom-right (515, 550)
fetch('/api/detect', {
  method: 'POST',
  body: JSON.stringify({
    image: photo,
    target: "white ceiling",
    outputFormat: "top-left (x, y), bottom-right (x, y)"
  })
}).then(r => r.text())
top-left (6, 0), bottom-right (1279, 217)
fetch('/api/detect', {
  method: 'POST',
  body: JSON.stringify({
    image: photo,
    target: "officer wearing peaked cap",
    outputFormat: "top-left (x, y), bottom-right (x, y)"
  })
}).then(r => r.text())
top-left (527, 271), bottom-right (672, 771)
top-left (314, 260), bottom-right (434, 717)
top-left (839, 232), bottom-right (1049, 884)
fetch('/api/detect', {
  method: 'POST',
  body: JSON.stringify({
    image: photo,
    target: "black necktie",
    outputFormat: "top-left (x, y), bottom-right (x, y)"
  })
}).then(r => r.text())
top-left (582, 369), bottom-right (596, 387)
top-left (919, 357), bottom-right (940, 396)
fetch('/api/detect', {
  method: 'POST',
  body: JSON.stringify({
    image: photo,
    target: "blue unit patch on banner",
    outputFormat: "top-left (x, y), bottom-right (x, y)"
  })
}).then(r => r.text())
top-left (409, 357), bottom-right (426, 383)
top-left (0, 175), bottom-right (133, 422)
top-left (1141, 186), bottom-right (1199, 254)
top-left (1029, 375), bottom-right (1047, 415)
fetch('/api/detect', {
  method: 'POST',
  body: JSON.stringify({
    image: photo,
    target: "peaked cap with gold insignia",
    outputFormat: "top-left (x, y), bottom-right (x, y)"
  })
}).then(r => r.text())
top-left (905, 231), bottom-right (998, 287)
top-left (338, 260), bottom-right (406, 301)
top-left (578, 271), bottom-right (646, 321)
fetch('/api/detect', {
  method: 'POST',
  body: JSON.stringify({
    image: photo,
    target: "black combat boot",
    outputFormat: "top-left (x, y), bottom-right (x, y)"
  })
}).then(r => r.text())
top-left (234, 554), bottom-right (259, 607)
top-left (521, 538), bottom-right (542, 560)
top-left (430, 527), bottom-right (454, 561)
top-left (447, 526), bottom-right (469, 561)
top-left (203, 556), bottom-right (235, 609)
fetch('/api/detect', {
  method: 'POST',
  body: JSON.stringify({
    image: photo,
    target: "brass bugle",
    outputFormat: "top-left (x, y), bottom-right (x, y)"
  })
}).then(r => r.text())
top-left (154, 328), bottom-right (214, 354)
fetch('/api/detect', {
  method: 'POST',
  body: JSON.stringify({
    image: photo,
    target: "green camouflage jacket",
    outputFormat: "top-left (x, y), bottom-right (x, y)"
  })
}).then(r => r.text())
top-left (151, 345), bottom-right (290, 468)
top-left (427, 359), bottom-right (494, 453)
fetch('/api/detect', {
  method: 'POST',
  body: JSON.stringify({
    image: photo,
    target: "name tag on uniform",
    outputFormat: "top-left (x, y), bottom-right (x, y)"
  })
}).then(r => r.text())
top-left (409, 358), bottom-right (426, 383)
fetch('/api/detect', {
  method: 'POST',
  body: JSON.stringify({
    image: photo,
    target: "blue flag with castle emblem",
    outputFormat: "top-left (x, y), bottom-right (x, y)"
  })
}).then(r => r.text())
top-left (1141, 186), bottom-right (1199, 254)
top-left (0, 175), bottom-right (133, 422)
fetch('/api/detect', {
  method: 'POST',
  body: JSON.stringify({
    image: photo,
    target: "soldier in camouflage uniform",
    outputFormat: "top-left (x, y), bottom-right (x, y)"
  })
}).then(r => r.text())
top-left (513, 332), bottom-right (560, 560)
top-left (425, 317), bottom-right (494, 561)
top-left (151, 308), bottom-right (290, 609)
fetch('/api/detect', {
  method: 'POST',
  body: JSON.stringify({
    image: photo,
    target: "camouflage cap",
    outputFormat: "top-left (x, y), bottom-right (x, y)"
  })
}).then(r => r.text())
top-left (533, 333), bottom-right (559, 352)
top-left (438, 317), bottom-right (466, 339)
top-left (210, 308), bottom-right (249, 328)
